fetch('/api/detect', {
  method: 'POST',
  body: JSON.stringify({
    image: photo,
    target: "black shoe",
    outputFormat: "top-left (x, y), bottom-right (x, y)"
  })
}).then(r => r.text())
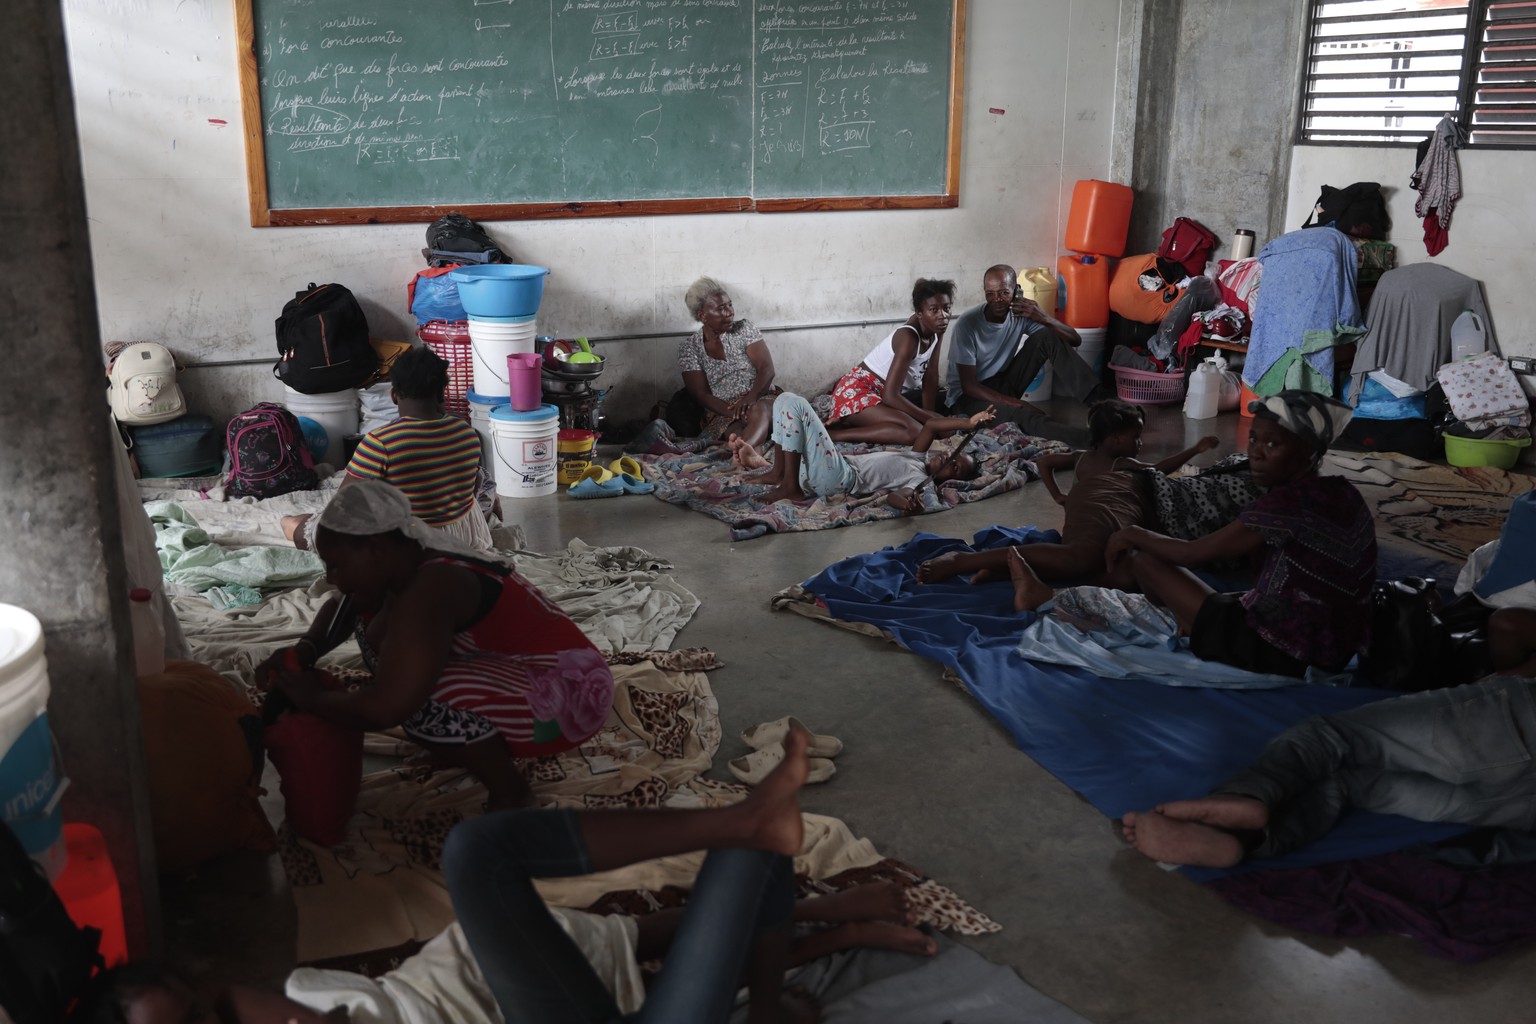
top-left (1085, 384), bottom-right (1116, 405)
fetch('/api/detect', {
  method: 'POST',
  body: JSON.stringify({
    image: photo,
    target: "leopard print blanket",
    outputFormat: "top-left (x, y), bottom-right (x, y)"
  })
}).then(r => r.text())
top-left (278, 651), bottom-right (997, 968)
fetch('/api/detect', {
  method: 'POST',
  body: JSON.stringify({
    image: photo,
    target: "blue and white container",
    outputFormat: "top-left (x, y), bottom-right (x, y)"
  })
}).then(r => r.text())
top-left (0, 604), bottom-right (68, 880)
top-left (489, 404), bottom-right (559, 498)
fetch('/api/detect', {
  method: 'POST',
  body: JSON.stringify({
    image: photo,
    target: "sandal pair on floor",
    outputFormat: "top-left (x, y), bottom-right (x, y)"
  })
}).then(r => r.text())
top-left (728, 716), bottom-right (844, 785)
top-left (569, 457), bottom-right (654, 498)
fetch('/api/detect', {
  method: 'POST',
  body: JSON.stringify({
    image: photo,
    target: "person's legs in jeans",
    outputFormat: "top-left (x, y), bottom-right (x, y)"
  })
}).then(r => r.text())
top-left (639, 849), bottom-right (795, 1023)
top-left (954, 338), bottom-right (1093, 446)
top-left (444, 732), bottom-right (812, 1023)
top-left (991, 330), bottom-right (1104, 403)
top-left (443, 810), bottom-right (628, 1023)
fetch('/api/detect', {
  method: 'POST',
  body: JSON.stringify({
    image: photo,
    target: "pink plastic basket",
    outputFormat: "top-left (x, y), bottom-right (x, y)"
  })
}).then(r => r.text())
top-left (1112, 365), bottom-right (1186, 405)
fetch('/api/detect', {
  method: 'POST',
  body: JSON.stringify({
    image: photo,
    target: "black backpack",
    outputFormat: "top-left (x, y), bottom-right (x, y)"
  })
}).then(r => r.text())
top-left (224, 402), bottom-right (319, 499)
top-left (1301, 181), bottom-right (1391, 240)
top-left (0, 822), bottom-right (103, 1024)
top-left (274, 283), bottom-right (377, 395)
top-left (423, 213), bottom-right (511, 267)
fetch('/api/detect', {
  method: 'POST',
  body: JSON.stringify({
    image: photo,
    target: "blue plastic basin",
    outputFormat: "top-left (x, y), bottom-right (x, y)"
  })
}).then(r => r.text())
top-left (450, 264), bottom-right (550, 318)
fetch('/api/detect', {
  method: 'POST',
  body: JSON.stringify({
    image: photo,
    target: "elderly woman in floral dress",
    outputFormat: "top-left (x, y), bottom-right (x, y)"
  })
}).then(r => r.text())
top-left (259, 480), bottom-right (614, 810)
top-left (677, 276), bottom-right (780, 447)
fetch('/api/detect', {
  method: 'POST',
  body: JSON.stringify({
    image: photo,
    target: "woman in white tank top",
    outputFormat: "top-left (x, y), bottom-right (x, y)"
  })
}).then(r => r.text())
top-left (827, 278), bottom-right (955, 444)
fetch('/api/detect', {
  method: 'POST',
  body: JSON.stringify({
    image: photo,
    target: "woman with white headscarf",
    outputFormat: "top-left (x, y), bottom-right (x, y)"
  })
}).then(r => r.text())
top-left (1088, 390), bottom-right (1376, 676)
top-left (260, 479), bottom-right (614, 808)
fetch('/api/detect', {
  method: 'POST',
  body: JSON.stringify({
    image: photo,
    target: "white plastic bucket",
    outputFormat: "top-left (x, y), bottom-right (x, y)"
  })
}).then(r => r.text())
top-left (1024, 363), bottom-right (1053, 402)
top-left (0, 604), bottom-right (67, 881)
top-left (489, 404), bottom-right (558, 498)
top-left (1077, 327), bottom-right (1108, 377)
top-left (281, 386), bottom-right (360, 467)
top-left (466, 390), bottom-right (503, 484)
top-left (470, 321), bottom-right (538, 397)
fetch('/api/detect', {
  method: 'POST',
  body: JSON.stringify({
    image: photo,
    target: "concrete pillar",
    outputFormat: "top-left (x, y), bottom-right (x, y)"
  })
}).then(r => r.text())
top-left (0, 0), bottom-right (160, 955)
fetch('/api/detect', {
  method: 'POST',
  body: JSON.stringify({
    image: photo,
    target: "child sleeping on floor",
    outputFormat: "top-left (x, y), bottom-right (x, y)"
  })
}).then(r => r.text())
top-left (917, 399), bottom-right (1217, 593)
top-left (728, 392), bottom-right (993, 510)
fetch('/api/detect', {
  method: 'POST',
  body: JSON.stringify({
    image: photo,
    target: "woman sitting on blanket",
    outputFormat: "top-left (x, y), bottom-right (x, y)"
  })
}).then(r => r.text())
top-left (677, 277), bottom-right (780, 448)
top-left (283, 346), bottom-right (495, 552)
top-left (74, 736), bottom-right (939, 1024)
top-left (730, 392), bottom-right (991, 510)
top-left (916, 400), bottom-right (1217, 592)
top-left (824, 277), bottom-right (956, 445)
top-left (260, 479), bottom-right (614, 810)
top-left (1011, 390), bottom-right (1377, 678)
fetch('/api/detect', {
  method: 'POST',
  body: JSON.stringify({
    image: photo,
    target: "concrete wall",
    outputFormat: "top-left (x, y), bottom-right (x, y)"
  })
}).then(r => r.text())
top-left (62, 0), bottom-right (1129, 426)
top-left (1121, 0), bottom-right (1306, 261)
top-left (1287, 146), bottom-right (1536, 365)
top-left (5, 0), bottom-right (158, 956)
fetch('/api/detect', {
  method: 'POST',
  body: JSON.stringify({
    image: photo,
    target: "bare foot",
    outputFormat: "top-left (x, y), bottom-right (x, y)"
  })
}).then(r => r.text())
top-left (823, 921), bottom-right (937, 958)
top-left (795, 881), bottom-right (914, 926)
top-left (1122, 810), bottom-right (1244, 868)
top-left (1155, 794), bottom-right (1270, 831)
top-left (969, 567), bottom-right (1002, 585)
top-left (759, 481), bottom-right (809, 504)
top-left (739, 729), bottom-right (808, 856)
top-left (730, 433), bottom-right (770, 471)
top-left (1008, 546), bottom-right (1054, 612)
top-left (916, 551), bottom-right (966, 584)
top-left (282, 513), bottom-right (313, 549)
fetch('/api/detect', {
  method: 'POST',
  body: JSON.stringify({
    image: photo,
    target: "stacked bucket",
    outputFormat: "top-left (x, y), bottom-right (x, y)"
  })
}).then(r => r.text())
top-left (450, 265), bottom-right (560, 498)
top-left (1058, 179), bottom-right (1134, 379)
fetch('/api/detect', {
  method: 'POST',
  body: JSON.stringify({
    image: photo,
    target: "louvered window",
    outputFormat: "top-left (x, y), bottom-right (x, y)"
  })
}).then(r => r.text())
top-left (1298, 0), bottom-right (1536, 147)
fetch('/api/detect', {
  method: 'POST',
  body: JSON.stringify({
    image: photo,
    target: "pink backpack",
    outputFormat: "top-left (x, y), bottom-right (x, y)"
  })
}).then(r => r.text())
top-left (223, 402), bottom-right (318, 498)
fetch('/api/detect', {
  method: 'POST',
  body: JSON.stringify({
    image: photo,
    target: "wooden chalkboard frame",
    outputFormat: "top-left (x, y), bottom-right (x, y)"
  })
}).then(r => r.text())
top-left (235, 0), bottom-right (965, 227)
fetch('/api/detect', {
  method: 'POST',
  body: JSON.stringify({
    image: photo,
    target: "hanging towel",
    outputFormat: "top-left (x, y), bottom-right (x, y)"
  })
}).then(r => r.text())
top-left (1413, 116), bottom-right (1464, 255)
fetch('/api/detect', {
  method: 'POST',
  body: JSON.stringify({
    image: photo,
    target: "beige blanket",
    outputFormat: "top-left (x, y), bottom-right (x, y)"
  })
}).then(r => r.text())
top-left (1324, 451), bottom-right (1536, 563)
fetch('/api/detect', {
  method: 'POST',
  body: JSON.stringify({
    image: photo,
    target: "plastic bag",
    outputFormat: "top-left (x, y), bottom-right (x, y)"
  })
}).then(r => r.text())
top-left (408, 266), bottom-right (466, 325)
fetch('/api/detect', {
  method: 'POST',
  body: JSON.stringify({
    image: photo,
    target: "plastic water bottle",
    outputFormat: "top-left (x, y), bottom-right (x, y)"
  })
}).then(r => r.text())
top-left (1184, 358), bottom-right (1222, 420)
top-left (1451, 309), bottom-right (1487, 362)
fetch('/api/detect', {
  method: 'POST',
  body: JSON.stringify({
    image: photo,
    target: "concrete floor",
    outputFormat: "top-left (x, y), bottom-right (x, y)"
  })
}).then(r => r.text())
top-left (165, 400), bottom-right (1536, 1022)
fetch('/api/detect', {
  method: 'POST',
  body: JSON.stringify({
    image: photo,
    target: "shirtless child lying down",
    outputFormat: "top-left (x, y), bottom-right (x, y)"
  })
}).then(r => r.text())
top-left (918, 400), bottom-right (1217, 607)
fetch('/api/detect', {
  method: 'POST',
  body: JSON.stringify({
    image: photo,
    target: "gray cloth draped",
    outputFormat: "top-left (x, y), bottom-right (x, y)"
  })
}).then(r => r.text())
top-left (1347, 263), bottom-right (1496, 401)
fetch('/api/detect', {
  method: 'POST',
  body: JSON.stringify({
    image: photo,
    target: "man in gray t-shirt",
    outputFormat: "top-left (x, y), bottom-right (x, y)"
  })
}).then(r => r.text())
top-left (945, 264), bottom-right (1107, 446)
top-left (730, 393), bottom-right (991, 511)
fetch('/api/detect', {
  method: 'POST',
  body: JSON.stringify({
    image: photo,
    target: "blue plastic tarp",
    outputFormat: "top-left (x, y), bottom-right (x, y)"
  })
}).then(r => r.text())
top-left (798, 529), bottom-right (1467, 879)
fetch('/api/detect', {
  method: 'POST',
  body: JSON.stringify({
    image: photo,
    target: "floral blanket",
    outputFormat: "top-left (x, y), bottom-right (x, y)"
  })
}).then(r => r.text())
top-left (632, 422), bottom-right (1069, 540)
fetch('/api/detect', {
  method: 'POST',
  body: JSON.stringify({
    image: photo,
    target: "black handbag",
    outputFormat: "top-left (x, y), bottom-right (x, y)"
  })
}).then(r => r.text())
top-left (1361, 578), bottom-right (1491, 691)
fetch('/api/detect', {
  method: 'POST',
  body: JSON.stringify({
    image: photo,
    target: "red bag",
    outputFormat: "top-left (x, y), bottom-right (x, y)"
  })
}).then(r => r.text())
top-left (263, 669), bottom-right (362, 847)
top-left (1157, 217), bottom-right (1218, 277)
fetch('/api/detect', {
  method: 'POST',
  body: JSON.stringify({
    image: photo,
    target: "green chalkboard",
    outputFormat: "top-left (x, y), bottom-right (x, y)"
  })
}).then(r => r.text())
top-left (236, 0), bottom-right (964, 224)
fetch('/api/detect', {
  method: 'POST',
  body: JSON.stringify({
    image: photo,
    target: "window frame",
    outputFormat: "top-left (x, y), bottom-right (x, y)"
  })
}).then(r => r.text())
top-left (1295, 0), bottom-right (1536, 150)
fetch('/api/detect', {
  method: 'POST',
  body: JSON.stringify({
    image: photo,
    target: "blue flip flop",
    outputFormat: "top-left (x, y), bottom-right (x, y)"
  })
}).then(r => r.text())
top-left (569, 466), bottom-right (624, 499)
top-left (616, 472), bottom-right (654, 495)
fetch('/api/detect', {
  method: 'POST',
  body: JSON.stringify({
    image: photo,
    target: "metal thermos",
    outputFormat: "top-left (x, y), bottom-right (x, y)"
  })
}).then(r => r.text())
top-left (1231, 229), bottom-right (1255, 261)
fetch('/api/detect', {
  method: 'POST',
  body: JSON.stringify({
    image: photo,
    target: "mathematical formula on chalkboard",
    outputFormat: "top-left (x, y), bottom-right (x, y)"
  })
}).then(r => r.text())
top-left (235, 0), bottom-right (965, 224)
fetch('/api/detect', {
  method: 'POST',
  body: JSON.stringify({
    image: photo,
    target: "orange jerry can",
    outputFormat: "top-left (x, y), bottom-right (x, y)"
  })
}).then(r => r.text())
top-left (1065, 179), bottom-right (1134, 257)
top-left (1056, 254), bottom-right (1110, 330)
